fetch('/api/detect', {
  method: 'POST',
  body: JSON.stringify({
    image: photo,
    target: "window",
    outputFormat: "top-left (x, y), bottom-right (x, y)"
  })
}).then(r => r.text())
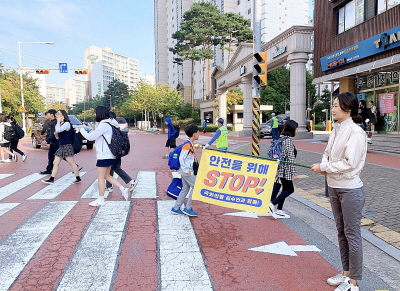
top-left (378, 0), bottom-right (400, 14)
top-left (248, 8), bottom-right (251, 14)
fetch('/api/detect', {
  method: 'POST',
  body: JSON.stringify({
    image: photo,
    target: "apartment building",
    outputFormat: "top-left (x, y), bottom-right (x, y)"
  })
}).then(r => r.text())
top-left (46, 83), bottom-right (66, 105)
top-left (84, 46), bottom-right (139, 98)
top-left (64, 76), bottom-right (87, 106)
top-left (155, 0), bottom-right (309, 106)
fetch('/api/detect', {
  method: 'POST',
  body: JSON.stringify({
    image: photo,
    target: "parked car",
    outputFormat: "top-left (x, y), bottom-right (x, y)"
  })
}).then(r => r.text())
top-left (116, 117), bottom-right (129, 133)
top-left (259, 114), bottom-right (311, 138)
top-left (31, 115), bottom-right (95, 149)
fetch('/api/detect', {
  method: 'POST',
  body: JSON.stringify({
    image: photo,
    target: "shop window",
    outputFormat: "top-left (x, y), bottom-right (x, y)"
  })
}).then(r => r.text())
top-left (378, 0), bottom-right (400, 14)
top-left (337, 0), bottom-right (365, 34)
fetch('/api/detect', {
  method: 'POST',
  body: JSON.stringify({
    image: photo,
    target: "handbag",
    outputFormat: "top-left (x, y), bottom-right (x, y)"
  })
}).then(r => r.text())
top-left (166, 178), bottom-right (182, 200)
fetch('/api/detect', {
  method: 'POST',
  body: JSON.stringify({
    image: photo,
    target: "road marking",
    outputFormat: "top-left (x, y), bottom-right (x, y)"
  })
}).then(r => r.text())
top-left (249, 241), bottom-right (321, 257)
top-left (28, 172), bottom-right (87, 200)
top-left (81, 173), bottom-right (119, 198)
top-left (0, 201), bottom-right (77, 291)
top-left (224, 211), bottom-right (271, 218)
top-left (56, 201), bottom-right (130, 291)
top-left (157, 200), bottom-right (213, 291)
top-left (131, 171), bottom-right (157, 198)
top-left (0, 174), bottom-right (13, 181)
top-left (0, 173), bottom-right (43, 200)
top-left (0, 203), bottom-right (20, 217)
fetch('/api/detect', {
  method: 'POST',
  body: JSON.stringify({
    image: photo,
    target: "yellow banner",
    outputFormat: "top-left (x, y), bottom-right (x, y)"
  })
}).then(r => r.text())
top-left (193, 149), bottom-right (278, 215)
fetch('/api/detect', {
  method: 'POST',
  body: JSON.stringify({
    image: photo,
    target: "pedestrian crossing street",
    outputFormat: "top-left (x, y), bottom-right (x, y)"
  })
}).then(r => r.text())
top-left (0, 171), bottom-right (213, 291)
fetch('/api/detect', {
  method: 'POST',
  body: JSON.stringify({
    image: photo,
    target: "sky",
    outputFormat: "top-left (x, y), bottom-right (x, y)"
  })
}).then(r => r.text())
top-left (0, 0), bottom-right (155, 87)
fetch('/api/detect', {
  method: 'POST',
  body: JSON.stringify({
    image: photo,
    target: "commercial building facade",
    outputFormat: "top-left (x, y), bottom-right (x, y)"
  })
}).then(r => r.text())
top-left (313, 0), bottom-right (400, 133)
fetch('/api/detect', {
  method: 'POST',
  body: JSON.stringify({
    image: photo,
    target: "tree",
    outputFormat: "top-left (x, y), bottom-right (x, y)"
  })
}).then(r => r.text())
top-left (104, 79), bottom-right (130, 108)
top-left (211, 88), bottom-right (244, 114)
top-left (219, 12), bottom-right (253, 62)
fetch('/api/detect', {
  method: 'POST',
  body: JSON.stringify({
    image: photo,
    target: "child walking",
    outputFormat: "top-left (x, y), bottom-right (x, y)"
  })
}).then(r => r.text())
top-left (171, 124), bottom-right (200, 217)
top-left (79, 106), bottom-right (130, 206)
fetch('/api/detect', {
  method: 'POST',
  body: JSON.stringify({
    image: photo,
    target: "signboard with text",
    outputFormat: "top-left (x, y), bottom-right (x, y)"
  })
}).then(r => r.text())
top-left (192, 150), bottom-right (278, 215)
top-left (320, 25), bottom-right (400, 71)
top-left (379, 93), bottom-right (395, 114)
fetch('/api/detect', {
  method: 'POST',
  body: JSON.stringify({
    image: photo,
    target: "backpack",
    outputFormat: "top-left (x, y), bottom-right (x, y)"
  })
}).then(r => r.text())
top-left (168, 141), bottom-right (191, 170)
top-left (2, 124), bottom-right (16, 141)
top-left (173, 125), bottom-right (180, 139)
top-left (266, 137), bottom-right (288, 168)
top-left (103, 122), bottom-right (130, 158)
top-left (67, 124), bottom-right (82, 154)
top-left (166, 178), bottom-right (183, 199)
top-left (14, 123), bottom-right (25, 139)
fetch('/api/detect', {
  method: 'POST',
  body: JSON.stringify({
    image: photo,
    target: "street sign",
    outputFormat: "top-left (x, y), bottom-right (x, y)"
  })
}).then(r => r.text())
top-left (59, 63), bottom-right (68, 73)
top-left (17, 105), bottom-right (27, 113)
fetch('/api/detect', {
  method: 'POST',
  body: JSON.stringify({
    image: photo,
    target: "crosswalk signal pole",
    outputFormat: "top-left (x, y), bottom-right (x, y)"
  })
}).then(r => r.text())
top-left (251, 0), bottom-right (263, 156)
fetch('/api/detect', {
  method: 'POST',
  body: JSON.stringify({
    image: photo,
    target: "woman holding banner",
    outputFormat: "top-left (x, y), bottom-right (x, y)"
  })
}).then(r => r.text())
top-left (268, 120), bottom-right (298, 219)
top-left (310, 92), bottom-right (367, 291)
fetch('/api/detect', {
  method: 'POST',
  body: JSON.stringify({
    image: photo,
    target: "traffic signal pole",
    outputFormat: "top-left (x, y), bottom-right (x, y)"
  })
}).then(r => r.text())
top-left (251, 0), bottom-right (262, 156)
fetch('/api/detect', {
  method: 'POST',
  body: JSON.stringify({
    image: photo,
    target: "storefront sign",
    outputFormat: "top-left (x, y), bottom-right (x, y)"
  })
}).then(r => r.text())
top-left (320, 25), bottom-right (400, 71)
top-left (379, 93), bottom-right (395, 114)
top-left (272, 46), bottom-right (287, 58)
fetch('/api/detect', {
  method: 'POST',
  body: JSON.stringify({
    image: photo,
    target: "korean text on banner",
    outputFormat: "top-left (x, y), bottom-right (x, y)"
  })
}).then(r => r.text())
top-left (192, 149), bottom-right (278, 215)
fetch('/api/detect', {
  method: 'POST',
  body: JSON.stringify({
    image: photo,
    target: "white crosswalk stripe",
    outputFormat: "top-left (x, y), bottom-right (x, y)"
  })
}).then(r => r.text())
top-left (28, 172), bottom-right (87, 200)
top-left (0, 201), bottom-right (77, 291)
top-left (0, 203), bottom-right (20, 217)
top-left (131, 171), bottom-right (157, 198)
top-left (0, 173), bottom-right (43, 200)
top-left (81, 173), bottom-right (119, 199)
top-left (0, 174), bottom-right (13, 181)
top-left (157, 200), bottom-right (213, 291)
top-left (56, 201), bottom-right (130, 291)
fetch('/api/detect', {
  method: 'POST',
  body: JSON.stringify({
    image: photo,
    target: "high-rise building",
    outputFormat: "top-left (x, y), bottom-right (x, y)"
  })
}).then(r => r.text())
top-left (46, 84), bottom-right (66, 105)
top-left (64, 76), bottom-right (87, 106)
top-left (155, 0), bottom-right (309, 104)
top-left (84, 46), bottom-right (139, 98)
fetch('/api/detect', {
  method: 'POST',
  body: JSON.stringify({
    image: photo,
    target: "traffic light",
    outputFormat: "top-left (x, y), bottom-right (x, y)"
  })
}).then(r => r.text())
top-left (253, 52), bottom-right (267, 87)
top-left (74, 70), bottom-right (88, 74)
top-left (35, 69), bottom-right (50, 74)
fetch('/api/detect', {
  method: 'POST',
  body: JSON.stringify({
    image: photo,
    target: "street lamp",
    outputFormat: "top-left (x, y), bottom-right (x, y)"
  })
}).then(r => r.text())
top-left (18, 41), bottom-right (54, 135)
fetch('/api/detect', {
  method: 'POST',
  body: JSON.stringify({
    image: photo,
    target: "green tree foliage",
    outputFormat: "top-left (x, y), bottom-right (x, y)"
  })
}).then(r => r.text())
top-left (69, 95), bottom-right (108, 116)
top-left (212, 88), bottom-right (244, 114)
top-left (313, 88), bottom-right (331, 124)
top-left (103, 79), bottom-right (130, 108)
top-left (0, 69), bottom-right (45, 120)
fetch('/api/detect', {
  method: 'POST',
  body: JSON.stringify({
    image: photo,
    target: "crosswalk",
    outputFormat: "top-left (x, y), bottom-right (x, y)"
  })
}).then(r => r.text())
top-left (0, 170), bottom-right (209, 290)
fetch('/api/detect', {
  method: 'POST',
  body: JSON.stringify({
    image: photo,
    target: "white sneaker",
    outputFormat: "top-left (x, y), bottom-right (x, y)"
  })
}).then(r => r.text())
top-left (334, 278), bottom-right (359, 291)
top-left (12, 154), bottom-right (18, 162)
top-left (105, 187), bottom-right (114, 192)
top-left (327, 274), bottom-right (347, 286)
top-left (275, 210), bottom-right (290, 219)
top-left (269, 203), bottom-right (277, 219)
top-left (129, 180), bottom-right (138, 192)
top-left (3, 159), bottom-right (12, 163)
top-left (22, 154), bottom-right (28, 162)
top-left (122, 188), bottom-right (129, 201)
top-left (89, 199), bottom-right (105, 207)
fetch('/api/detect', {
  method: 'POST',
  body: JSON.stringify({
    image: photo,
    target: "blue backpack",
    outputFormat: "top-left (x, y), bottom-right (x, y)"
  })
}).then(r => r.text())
top-left (266, 137), bottom-right (288, 168)
top-left (168, 141), bottom-right (190, 170)
top-left (166, 178), bottom-right (182, 199)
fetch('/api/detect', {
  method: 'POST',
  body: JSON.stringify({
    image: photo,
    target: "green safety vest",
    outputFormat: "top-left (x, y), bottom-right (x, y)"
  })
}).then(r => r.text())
top-left (271, 117), bottom-right (278, 128)
top-left (216, 126), bottom-right (228, 148)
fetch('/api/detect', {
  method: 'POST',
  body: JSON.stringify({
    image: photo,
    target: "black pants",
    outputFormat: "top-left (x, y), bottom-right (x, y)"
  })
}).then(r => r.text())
top-left (270, 177), bottom-right (294, 210)
top-left (9, 139), bottom-right (24, 156)
top-left (106, 157), bottom-right (132, 188)
top-left (46, 143), bottom-right (59, 172)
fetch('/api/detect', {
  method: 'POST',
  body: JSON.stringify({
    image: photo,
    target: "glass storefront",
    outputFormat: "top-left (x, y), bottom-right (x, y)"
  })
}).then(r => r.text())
top-left (355, 69), bottom-right (400, 132)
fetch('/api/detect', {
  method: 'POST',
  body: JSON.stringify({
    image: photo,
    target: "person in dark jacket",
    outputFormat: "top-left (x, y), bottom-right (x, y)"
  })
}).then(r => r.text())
top-left (163, 117), bottom-right (177, 159)
top-left (39, 109), bottom-right (58, 174)
top-left (6, 115), bottom-right (27, 162)
top-left (358, 100), bottom-right (369, 126)
top-left (268, 120), bottom-right (298, 219)
top-left (41, 110), bottom-right (81, 184)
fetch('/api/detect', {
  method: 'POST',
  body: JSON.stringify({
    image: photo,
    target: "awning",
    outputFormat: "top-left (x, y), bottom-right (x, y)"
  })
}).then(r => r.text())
top-left (312, 53), bottom-right (400, 84)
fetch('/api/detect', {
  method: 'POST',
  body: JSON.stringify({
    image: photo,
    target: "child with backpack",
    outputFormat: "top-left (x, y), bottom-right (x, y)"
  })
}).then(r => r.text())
top-left (171, 124), bottom-right (200, 217)
top-left (79, 106), bottom-right (130, 207)
top-left (163, 117), bottom-right (177, 159)
top-left (6, 115), bottom-right (27, 162)
top-left (0, 113), bottom-right (18, 163)
top-left (268, 120), bottom-right (298, 219)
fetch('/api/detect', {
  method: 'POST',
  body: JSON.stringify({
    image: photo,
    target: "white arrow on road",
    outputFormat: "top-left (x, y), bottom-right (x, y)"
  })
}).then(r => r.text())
top-left (249, 241), bottom-right (321, 257)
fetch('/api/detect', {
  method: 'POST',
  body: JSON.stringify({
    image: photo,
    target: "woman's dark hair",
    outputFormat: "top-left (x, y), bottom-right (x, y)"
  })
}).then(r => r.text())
top-left (57, 110), bottom-right (70, 123)
top-left (109, 111), bottom-right (117, 119)
top-left (280, 120), bottom-right (298, 137)
top-left (6, 115), bottom-right (15, 123)
top-left (95, 106), bottom-right (110, 122)
top-left (185, 124), bottom-right (198, 137)
top-left (334, 92), bottom-right (359, 122)
top-left (359, 100), bottom-right (366, 106)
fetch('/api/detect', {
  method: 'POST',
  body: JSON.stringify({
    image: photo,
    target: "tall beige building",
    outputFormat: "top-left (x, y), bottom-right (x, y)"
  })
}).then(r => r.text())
top-left (84, 46), bottom-right (139, 98)
top-left (155, 0), bottom-right (309, 105)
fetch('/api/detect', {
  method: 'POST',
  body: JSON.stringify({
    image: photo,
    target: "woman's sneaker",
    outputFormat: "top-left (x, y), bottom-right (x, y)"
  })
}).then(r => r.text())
top-left (12, 154), bottom-right (18, 162)
top-left (22, 154), bottom-right (28, 162)
top-left (129, 180), bottom-right (138, 192)
top-left (122, 188), bottom-right (129, 201)
top-left (334, 278), bottom-right (359, 291)
top-left (268, 203), bottom-right (277, 219)
top-left (89, 199), bottom-right (105, 207)
top-left (327, 274), bottom-right (347, 286)
top-left (275, 210), bottom-right (290, 219)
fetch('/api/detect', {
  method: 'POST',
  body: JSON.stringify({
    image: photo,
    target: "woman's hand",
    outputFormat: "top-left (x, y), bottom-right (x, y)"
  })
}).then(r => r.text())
top-left (310, 163), bottom-right (322, 173)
